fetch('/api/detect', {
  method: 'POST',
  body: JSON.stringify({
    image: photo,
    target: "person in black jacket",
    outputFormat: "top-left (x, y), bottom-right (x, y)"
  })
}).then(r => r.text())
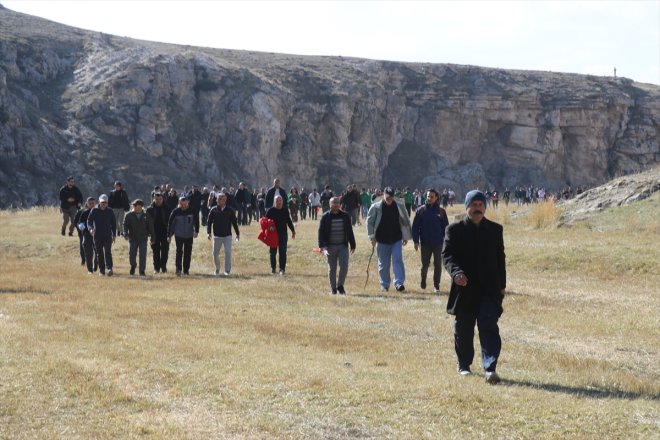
top-left (318, 197), bottom-right (356, 294)
top-left (442, 190), bottom-right (506, 385)
top-left (86, 194), bottom-right (117, 276)
top-left (76, 197), bottom-right (98, 274)
top-left (235, 182), bottom-right (249, 226)
top-left (108, 181), bottom-right (130, 236)
top-left (188, 185), bottom-right (203, 222)
top-left (265, 195), bottom-right (295, 275)
top-left (59, 176), bottom-right (83, 236)
top-left (265, 178), bottom-right (287, 210)
top-left (146, 193), bottom-right (172, 274)
top-left (207, 192), bottom-right (240, 276)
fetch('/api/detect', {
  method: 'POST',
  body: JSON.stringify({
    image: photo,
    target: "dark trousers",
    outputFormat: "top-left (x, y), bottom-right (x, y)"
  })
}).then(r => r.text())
top-left (420, 244), bottom-right (443, 288)
top-left (175, 236), bottom-right (193, 274)
top-left (454, 300), bottom-right (502, 372)
top-left (311, 206), bottom-right (319, 220)
top-left (129, 240), bottom-right (148, 273)
top-left (237, 204), bottom-right (247, 225)
top-left (82, 235), bottom-right (98, 272)
top-left (94, 236), bottom-right (113, 273)
top-left (405, 203), bottom-right (412, 217)
top-left (300, 204), bottom-right (307, 220)
top-left (77, 233), bottom-right (85, 263)
top-left (269, 234), bottom-right (288, 272)
top-left (151, 235), bottom-right (169, 271)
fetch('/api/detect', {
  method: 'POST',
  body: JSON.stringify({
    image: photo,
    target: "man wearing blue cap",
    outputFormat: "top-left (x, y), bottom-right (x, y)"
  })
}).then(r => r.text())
top-left (442, 190), bottom-right (506, 384)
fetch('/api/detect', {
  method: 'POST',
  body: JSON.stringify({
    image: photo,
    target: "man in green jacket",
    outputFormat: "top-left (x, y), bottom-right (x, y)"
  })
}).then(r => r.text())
top-left (123, 199), bottom-right (155, 276)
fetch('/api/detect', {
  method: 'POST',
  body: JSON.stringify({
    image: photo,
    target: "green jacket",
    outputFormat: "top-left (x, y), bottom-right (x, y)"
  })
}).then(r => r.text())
top-left (123, 211), bottom-right (154, 242)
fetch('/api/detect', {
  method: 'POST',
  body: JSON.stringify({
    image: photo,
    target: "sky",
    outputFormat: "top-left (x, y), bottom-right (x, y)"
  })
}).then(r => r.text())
top-left (3, 0), bottom-right (659, 85)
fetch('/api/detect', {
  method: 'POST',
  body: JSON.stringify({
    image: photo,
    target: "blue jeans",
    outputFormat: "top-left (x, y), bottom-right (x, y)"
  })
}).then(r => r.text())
top-left (376, 240), bottom-right (405, 289)
top-left (454, 299), bottom-right (502, 372)
top-left (129, 240), bottom-right (148, 273)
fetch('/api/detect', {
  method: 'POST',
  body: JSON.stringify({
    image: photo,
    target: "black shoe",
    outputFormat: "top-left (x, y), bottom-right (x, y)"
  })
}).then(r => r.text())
top-left (485, 371), bottom-right (501, 384)
top-left (395, 284), bottom-right (405, 292)
top-left (61, 228), bottom-right (65, 236)
top-left (154, 268), bottom-right (160, 274)
top-left (279, 270), bottom-right (285, 276)
top-left (433, 285), bottom-right (440, 293)
top-left (183, 271), bottom-right (189, 276)
top-left (176, 271), bottom-right (181, 277)
top-left (161, 267), bottom-right (167, 273)
top-left (139, 272), bottom-right (146, 277)
top-left (81, 260), bottom-right (85, 266)
top-left (272, 268), bottom-right (277, 274)
top-left (68, 231), bottom-right (74, 236)
top-left (331, 289), bottom-right (337, 295)
top-left (130, 266), bottom-right (136, 276)
top-left (337, 285), bottom-right (346, 295)
top-left (420, 280), bottom-right (426, 290)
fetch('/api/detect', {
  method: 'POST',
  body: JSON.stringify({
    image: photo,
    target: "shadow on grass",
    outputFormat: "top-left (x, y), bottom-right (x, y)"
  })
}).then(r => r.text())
top-left (502, 378), bottom-right (659, 401)
top-left (351, 292), bottom-right (442, 301)
top-left (0, 287), bottom-right (52, 295)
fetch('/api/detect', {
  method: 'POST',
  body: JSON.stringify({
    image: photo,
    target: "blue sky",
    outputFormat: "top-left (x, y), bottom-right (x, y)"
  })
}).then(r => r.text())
top-left (3, 0), bottom-right (659, 84)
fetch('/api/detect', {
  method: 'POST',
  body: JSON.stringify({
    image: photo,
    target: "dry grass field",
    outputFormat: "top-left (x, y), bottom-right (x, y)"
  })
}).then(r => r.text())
top-left (1, 197), bottom-right (658, 439)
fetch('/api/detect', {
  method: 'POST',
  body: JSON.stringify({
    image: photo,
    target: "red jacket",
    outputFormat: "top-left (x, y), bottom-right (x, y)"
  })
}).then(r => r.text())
top-left (258, 217), bottom-right (279, 248)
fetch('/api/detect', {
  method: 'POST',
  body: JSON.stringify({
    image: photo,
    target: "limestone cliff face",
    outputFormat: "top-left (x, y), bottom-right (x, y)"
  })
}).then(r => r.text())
top-left (0, 6), bottom-right (658, 207)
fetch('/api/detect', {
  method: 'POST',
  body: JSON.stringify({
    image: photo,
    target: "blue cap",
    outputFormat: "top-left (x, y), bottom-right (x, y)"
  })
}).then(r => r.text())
top-left (464, 190), bottom-right (486, 208)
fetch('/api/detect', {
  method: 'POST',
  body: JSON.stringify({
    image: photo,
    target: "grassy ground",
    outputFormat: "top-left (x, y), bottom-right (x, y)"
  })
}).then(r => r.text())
top-left (0, 199), bottom-right (658, 439)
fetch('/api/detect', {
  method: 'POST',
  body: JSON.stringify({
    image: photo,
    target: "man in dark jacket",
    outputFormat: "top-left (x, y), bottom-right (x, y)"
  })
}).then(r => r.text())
top-left (108, 181), bottom-right (130, 236)
top-left (146, 193), bottom-right (171, 274)
top-left (123, 199), bottom-right (155, 276)
top-left (265, 195), bottom-right (295, 275)
top-left (59, 176), bottom-right (83, 236)
top-left (187, 185), bottom-right (203, 223)
top-left (168, 196), bottom-right (199, 276)
top-left (442, 190), bottom-right (506, 384)
top-left (207, 192), bottom-right (240, 276)
top-left (318, 197), bottom-right (356, 294)
top-left (235, 182), bottom-right (249, 226)
top-left (265, 178), bottom-right (287, 210)
top-left (87, 194), bottom-right (117, 276)
top-left (412, 189), bottom-right (449, 293)
top-left (76, 197), bottom-right (98, 274)
top-left (341, 185), bottom-right (360, 227)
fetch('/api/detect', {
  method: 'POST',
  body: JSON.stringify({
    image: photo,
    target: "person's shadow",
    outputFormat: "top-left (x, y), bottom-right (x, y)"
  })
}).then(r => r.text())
top-left (500, 378), bottom-right (659, 401)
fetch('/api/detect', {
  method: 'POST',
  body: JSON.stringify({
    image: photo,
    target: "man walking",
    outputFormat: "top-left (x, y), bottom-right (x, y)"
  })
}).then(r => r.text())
top-left (207, 192), bottom-right (240, 276)
top-left (146, 192), bottom-right (171, 273)
top-left (87, 194), bottom-right (117, 276)
top-left (320, 185), bottom-right (333, 213)
top-left (168, 196), bottom-right (199, 276)
top-left (308, 188), bottom-right (321, 220)
top-left (265, 178), bottom-right (286, 210)
top-left (108, 181), bottom-right (130, 236)
top-left (412, 189), bottom-right (449, 293)
top-left (265, 195), bottom-right (296, 275)
top-left (123, 199), bottom-right (154, 277)
top-left (318, 197), bottom-right (356, 294)
top-left (442, 190), bottom-right (506, 384)
top-left (77, 197), bottom-right (98, 274)
top-left (59, 176), bottom-right (83, 236)
top-left (235, 182), bottom-right (249, 225)
top-left (366, 187), bottom-right (412, 292)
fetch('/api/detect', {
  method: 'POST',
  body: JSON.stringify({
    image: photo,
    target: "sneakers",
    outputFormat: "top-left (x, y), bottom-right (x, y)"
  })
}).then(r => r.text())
top-left (139, 272), bottom-right (146, 277)
top-left (176, 271), bottom-right (182, 277)
top-left (214, 270), bottom-right (220, 276)
top-left (161, 267), bottom-right (167, 273)
top-left (485, 371), bottom-right (501, 385)
top-left (223, 272), bottom-right (230, 277)
top-left (380, 287), bottom-right (389, 292)
top-left (433, 285), bottom-right (440, 293)
top-left (154, 269), bottom-right (160, 274)
top-left (395, 284), bottom-right (405, 292)
top-left (337, 285), bottom-right (346, 295)
top-left (458, 367), bottom-right (472, 376)
top-left (279, 270), bottom-right (285, 276)
top-left (106, 269), bottom-right (113, 277)
top-left (183, 272), bottom-right (189, 276)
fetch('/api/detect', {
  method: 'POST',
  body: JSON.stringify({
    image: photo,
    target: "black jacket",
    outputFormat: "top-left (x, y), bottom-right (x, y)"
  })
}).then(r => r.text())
top-left (146, 203), bottom-right (172, 238)
top-left (59, 185), bottom-right (83, 209)
top-left (265, 186), bottom-right (288, 210)
top-left (207, 205), bottom-right (240, 237)
top-left (318, 210), bottom-right (356, 250)
top-left (265, 206), bottom-right (295, 237)
top-left (442, 217), bottom-right (506, 316)
top-left (188, 190), bottom-right (203, 212)
top-left (108, 189), bottom-right (130, 211)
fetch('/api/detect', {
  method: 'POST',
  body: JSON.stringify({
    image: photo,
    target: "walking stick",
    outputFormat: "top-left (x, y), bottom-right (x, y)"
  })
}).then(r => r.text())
top-left (364, 244), bottom-right (375, 289)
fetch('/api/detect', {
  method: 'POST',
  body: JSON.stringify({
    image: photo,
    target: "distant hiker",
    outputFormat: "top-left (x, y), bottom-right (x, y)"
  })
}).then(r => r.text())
top-left (146, 192), bottom-right (171, 274)
top-left (73, 203), bottom-right (88, 266)
top-left (165, 187), bottom-right (179, 211)
top-left (442, 190), bottom-right (506, 384)
top-left (308, 188), bottom-right (321, 220)
top-left (249, 188), bottom-right (259, 223)
top-left (318, 197), bottom-right (356, 295)
top-left (288, 187), bottom-right (300, 223)
top-left (108, 181), bottom-right (130, 236)
top-left (168, 196), bottom-right (199, 276)
top-left (200, 187), bottom-right (210, 227)
top-left (86, 194), bottom-right (117, 276)
top-left (341, 184), bottom-right (360, 227)
top-left (76, 197), bottom-right (98, 274)
top-left (257, 187), bottom-right (266, 219)
top-left (320, 185), bottom-right (334, 213)
top-left (207, 192), bottom-right (240, 276)
top-left (299, 187), bottom-right (309, 221)
top-left (403, 187), bottom-right (414, 217)
top-left (123, 199), bottom-right (154, 277)
top-left (59, 176), bottom-right (83, 236)
top-left (366, 187), bottom-right (412, 292)
top-left (360, 188), bottom-right (372, 220)
top-left (266, 178), bottom-right (287, 210)
top-left (412, 189), bottom-right (449, 293)
top-left (188, 185), bottom-right (203, 223)
top-left (265, 195), bottom-right (296, 275)
top-left (235, 182), bottom-right (249, 226)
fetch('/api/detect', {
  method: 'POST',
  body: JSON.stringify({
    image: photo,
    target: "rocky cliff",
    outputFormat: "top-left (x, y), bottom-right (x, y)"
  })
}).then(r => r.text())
top-left (0, 6), bottom-right (658, 207)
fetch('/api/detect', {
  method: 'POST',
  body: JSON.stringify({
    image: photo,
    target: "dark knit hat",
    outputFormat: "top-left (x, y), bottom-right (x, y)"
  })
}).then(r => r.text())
top-left (464, 190), bottom-right (486, 208)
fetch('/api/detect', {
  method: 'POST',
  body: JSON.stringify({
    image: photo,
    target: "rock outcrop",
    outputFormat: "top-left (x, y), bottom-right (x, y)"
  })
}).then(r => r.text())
top-left (0, 5), bottom-right (658, 207)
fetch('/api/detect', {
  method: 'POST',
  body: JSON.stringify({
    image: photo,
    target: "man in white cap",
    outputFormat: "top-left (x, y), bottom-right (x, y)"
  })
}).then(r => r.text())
top-left (86, 194), bottom-right (117, 276)
top-left (442, 189), bottom-right (506, 384)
